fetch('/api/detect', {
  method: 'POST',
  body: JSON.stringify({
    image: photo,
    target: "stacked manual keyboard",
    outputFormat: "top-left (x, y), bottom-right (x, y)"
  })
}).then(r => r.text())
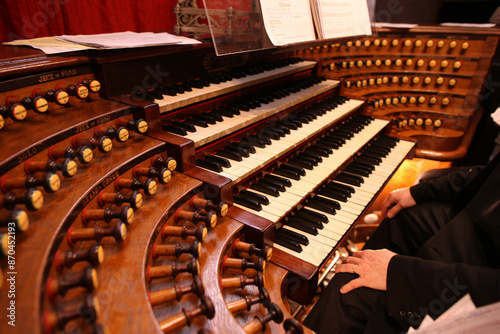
top-left (231, 115), bottom-right (415, 266)
top-left (195, 96), bottom-right (365, 183)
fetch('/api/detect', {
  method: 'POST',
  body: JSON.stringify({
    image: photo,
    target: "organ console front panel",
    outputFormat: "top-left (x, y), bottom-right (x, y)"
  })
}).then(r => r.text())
top-left (1, 25), bottom-right (497, 333)
top-left (296, 26), bottom-right (500, 160)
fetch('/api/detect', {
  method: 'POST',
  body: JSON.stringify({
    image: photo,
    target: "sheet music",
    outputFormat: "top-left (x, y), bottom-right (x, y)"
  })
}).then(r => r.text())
top-left (259, 0), bottom-right (316, 46)
top-left (313, 0), bottom-right (372, 39)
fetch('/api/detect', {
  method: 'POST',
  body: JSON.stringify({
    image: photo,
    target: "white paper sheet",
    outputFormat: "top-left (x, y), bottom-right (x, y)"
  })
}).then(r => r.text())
top-left (259, 0), bottom-right (317, 46)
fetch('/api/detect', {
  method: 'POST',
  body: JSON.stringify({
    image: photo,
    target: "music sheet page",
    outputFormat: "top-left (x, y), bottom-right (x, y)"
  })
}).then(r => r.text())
top-left (314, 0), bottom-right (372, 39)
top-left (259, 0), bottom-right (316, 46)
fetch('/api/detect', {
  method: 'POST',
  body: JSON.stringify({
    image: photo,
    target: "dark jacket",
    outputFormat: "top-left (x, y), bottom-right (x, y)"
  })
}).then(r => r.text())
top-left (386, 154), bottom-right (500, 327)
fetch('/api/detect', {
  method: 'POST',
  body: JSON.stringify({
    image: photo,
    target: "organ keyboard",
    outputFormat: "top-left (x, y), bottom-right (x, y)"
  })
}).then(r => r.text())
top-left (8, 24), bottom-right (499, 334)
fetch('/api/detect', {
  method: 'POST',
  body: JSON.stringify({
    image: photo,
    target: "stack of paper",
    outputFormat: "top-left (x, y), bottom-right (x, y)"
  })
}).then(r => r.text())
top-left (3, 31), bottom-right (201, 55)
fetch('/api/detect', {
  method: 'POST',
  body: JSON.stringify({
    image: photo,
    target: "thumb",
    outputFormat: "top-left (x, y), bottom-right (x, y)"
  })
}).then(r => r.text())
top-left (340, 278), bottom-right (362, 294)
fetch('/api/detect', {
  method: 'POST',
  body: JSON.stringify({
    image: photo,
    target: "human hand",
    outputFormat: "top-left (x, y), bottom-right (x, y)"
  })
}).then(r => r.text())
top-left (381, 187), bottom-right (417, 218)
top-left (335, 249), bottom-right (397, 293)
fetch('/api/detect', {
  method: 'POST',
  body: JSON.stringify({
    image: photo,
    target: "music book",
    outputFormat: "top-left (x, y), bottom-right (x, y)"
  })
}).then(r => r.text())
top-left (260, 0), bottom-right (371, 46)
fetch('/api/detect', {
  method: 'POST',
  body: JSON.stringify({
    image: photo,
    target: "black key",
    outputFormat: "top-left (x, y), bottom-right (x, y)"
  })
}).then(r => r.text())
top-left (319, 188), bottom-right (348, 202)
top-left (307, 197), bottom-right (339, 214)
top-left (274, 166), bottom-right (301, 180)
top-left (328, 182), bottom-right (355, 194)
top-left (204, 155), bottom-right (231, 168)
top-left (239, 190), bottom-right (269, 205)
top-left (212, 108), bottom-right (234, 118)
top-left (280, 164), bottom-right (306, 176)
top-left (285, 219), bottom-right (318, 235)
top-left (274, 234), bottom-right (302, 253)
top-left (196, 159), bottom-right (221, 172)
top-left (265, 174), bottom-right (292, 187)
top-left (171, 121), bottom-right (196, 132)
top-left (276, 228), bottom-right (309, 245)
top-left (225, 146), bottom-right (249, 158)
top-left (345, 166), bottom-right (371, 177)
top-left (216, 149), bottom-right (242, 161)
top-left (230, 142), bottom-right (256, 154)
top-left (162, 124), bottom-right (187, 136)
top-left (259, 178), bottom-right (286, 192)
top-left (233, 194), bottom-right (262, 211)
top-left (185, 118), bottom-right (208, 128)
top-left (289, 215), bottom-right (323, 229)
top-left (195, 114), bottom-right (217, 124)
top-left (250, 182), bottom-right (280, 197)
top-left (336, 172), bottom-right (363, 186)
top-left (296, 209), bottom-right (328, 224)
top-left (288, 158), bottom-right (314, 170)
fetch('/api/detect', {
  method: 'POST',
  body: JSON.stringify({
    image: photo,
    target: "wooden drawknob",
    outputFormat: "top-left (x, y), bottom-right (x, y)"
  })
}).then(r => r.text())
top-left (158, 296), bottom-right (215, 333)
top-left (242, 303), bottom-right (284, 334)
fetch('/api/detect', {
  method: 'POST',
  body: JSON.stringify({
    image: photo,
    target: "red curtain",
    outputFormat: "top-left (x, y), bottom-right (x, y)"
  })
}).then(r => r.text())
top-left (0, 0), bottom-right (183, 42)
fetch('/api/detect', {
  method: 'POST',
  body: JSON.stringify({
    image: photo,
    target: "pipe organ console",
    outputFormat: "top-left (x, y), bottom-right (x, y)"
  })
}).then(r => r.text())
top-left (296, 26), bottom-right (500, 161)
top-left (1, 25), bottom-right (497, 334)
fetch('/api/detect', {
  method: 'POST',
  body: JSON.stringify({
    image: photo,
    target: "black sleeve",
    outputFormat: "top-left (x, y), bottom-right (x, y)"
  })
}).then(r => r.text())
top-left (409, 166), bottom-right (483, 203)
top-left (386, 255), bottom-right (500, 323)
